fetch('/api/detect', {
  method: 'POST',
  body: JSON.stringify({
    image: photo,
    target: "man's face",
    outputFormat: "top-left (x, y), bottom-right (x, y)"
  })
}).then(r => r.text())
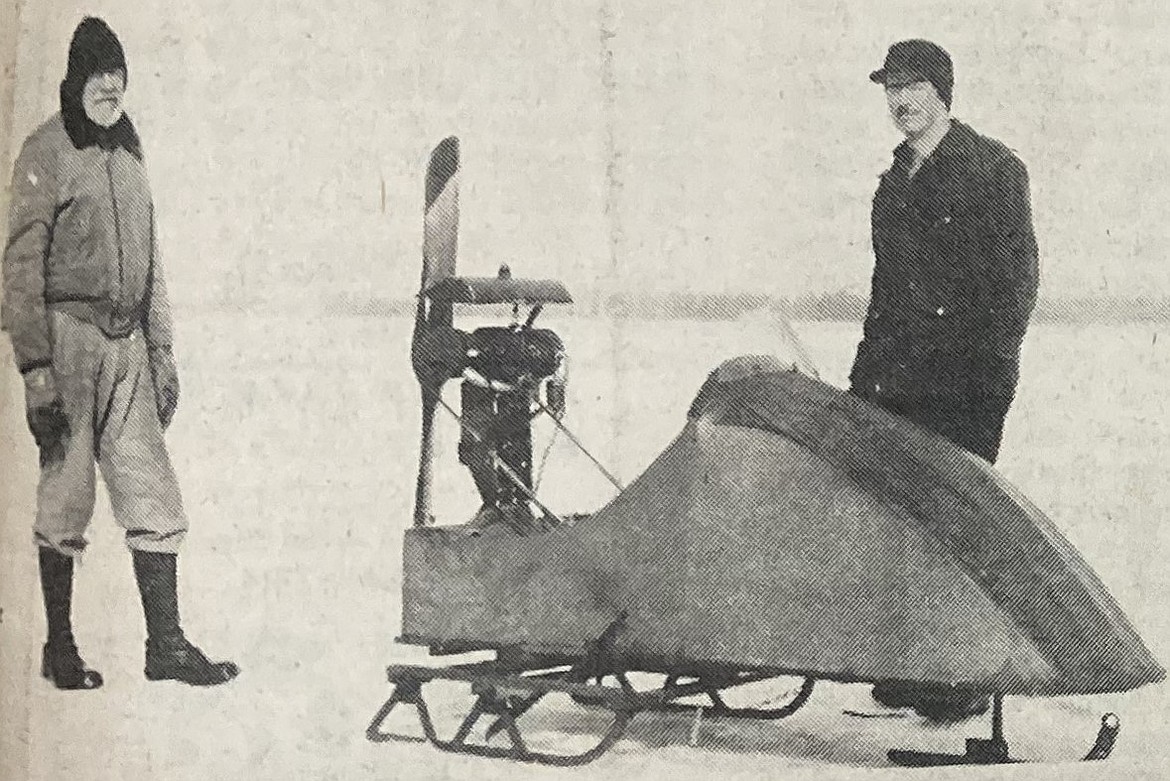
top-left (884, 79), bottom-right (947, 138)
top-left (82, 69), bottom-right (126, 128)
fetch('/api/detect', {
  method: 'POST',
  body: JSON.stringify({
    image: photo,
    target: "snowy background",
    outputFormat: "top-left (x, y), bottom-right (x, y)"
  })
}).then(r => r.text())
top-left (2, 1), bottom-right (1169, 779)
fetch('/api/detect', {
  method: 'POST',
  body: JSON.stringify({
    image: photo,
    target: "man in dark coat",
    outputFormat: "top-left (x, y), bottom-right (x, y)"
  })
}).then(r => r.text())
top-left (850, 40), bottom-right (1039, 721)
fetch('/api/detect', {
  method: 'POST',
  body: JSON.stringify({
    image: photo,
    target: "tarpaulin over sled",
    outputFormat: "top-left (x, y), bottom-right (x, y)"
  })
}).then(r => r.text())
top-left (400, 360), bottom-right (1165, 697)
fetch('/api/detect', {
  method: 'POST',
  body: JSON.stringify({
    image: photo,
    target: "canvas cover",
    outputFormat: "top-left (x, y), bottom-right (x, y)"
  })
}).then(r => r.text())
top-left (401, 361), bottom-right (1164, 696)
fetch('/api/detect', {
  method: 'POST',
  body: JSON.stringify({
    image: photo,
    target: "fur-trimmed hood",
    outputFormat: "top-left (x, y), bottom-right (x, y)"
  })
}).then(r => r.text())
top-left (59, 16), bottom-right (142, 159)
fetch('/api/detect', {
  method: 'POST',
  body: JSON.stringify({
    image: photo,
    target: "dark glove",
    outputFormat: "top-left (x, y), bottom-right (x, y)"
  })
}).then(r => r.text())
top-left (149, 347), bottom-right (180, 429)
top-left (24, 368), bottom-right (70, 466)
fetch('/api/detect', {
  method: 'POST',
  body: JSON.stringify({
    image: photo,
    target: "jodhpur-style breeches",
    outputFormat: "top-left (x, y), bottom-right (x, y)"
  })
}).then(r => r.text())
top-left (33, 311), bottom-right (187, 556)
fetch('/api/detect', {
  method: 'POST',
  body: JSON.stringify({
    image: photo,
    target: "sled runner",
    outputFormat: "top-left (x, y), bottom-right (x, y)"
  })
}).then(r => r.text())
top-left (369, 136), bottom-right (1164, 768)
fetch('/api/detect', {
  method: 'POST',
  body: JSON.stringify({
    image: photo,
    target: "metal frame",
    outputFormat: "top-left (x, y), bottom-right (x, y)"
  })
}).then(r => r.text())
top-left (366, 655), bottom-right (816, 767)
top-left (367, 645), bottom-right (1122, 768)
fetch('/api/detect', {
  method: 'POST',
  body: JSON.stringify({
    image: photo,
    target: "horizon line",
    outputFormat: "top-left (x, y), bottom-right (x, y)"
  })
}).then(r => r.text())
top-left (189, 291), bottom-right (1170, 324)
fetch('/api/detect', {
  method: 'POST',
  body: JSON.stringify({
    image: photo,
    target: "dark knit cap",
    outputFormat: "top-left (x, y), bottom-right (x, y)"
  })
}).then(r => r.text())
top-left (869, 39), bottom-right (954, 109)
top-left (59, 17), bottom-right (142, 158)
top-left (65, 16), bottom-right (128, 86)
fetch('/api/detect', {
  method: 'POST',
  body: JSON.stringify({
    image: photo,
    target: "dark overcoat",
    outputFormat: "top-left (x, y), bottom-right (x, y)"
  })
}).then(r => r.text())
top-left (850, 120), bottom-right (1039, 403)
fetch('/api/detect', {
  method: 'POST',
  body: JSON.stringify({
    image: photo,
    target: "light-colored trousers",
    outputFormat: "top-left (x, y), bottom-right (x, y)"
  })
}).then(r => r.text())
top-left (33, 311), bottom-right (187, 556)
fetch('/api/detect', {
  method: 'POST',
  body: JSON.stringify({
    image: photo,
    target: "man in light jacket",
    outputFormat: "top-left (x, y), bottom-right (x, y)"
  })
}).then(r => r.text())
top-left (3, 17), bottom-right (237, 689)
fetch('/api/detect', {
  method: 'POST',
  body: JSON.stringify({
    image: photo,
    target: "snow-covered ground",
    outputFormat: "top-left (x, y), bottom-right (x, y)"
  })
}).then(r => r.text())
top-left (1, 312), bottom-right (1167, 780)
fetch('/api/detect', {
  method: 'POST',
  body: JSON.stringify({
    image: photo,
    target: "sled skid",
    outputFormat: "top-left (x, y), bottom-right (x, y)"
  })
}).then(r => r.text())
top-left (888, 696), bottom-right (1120, 767)
top-left (367, 655), bottom-right (815, 766)
top-left (888, 738), bottom-right (1019, 767)
top-left (651, 672), bottom-right (816, 720)
top-left (574, 670), bottom-right (816, 721)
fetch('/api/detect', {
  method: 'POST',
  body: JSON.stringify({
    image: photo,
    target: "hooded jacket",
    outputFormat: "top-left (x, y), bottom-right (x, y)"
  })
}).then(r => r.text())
top-left (2, 17), bottom-right (171, 374)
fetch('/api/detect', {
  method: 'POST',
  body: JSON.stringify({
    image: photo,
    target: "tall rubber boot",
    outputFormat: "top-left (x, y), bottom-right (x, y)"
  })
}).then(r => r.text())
top-left (38, 547), bottom-right (103, 690)
top-left (132, 550), bottom-right (239, 686)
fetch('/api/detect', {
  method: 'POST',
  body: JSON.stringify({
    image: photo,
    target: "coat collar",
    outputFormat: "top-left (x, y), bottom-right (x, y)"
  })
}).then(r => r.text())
top-left (892, 119), bottom-right (978, 167)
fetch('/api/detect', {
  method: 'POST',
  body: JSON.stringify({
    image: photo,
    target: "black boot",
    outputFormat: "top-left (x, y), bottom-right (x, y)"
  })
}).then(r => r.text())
top-left (132, 550), bottom-right (239, 686)
top-left (912, 685), bottom-right (991, 723)
top-left (38, 547), bottom-right (103, 690)
top-left (871, 681), bottom-right (924, 709)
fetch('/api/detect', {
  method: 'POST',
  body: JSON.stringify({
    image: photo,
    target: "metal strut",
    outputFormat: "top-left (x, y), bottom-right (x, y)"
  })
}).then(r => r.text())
top-left (533, 401), bottom-right (624, 491)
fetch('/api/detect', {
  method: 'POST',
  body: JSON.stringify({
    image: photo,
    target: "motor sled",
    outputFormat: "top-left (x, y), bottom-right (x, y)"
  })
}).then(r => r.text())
top-left (366, 136), bottom-right (1165, 768)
